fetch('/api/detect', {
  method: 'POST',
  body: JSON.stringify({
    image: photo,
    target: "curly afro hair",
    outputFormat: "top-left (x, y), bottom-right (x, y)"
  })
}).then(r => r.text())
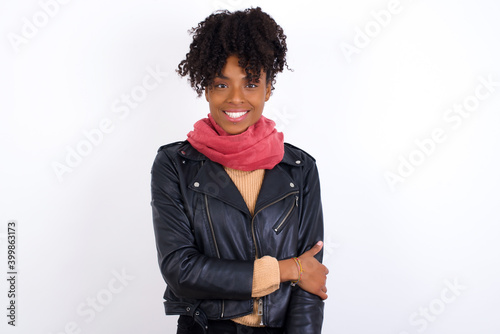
top-left (177, 7), bottom-right (290, 97)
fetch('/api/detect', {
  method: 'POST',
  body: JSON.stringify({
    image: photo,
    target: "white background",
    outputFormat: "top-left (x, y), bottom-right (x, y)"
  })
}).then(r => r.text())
top-left (1, 0), bottom-right (500, 333)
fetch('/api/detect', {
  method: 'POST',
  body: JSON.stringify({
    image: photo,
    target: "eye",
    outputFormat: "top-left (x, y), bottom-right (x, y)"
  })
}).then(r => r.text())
top-left (214, 83), bottom-right (227, 89)
top-left (246, 83), bottom-right (258, 88)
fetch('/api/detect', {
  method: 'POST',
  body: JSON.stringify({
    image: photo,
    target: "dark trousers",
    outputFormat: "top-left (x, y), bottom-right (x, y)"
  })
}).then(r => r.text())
top-left (177, 315), bottom-right (284, 334)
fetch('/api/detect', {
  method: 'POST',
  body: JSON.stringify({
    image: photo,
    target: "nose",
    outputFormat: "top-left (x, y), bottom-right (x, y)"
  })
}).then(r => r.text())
top-left (227, 86), bottom-right (244, 104)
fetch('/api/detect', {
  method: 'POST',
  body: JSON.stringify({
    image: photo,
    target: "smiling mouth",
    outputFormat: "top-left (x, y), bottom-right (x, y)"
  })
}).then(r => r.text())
top-left (223, 110), bottom-right (249, 119)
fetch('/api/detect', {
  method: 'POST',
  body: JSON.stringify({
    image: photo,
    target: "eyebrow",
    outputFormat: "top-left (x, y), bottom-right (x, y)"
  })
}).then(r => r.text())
top-left (214, 74), bottom-right (261, 81)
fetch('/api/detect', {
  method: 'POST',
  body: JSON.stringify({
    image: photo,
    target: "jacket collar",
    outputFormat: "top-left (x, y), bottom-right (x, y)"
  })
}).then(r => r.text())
top-left (177, 140), bottom-right (304, 167)
top-left (179, 141), bottom-right (303, 214)
top-left (176, 141), bottom-right (206, 161)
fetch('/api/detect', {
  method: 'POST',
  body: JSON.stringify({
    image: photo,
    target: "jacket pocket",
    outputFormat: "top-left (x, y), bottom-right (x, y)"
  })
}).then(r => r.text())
top-left (272, 195), bottom-right (299, 234)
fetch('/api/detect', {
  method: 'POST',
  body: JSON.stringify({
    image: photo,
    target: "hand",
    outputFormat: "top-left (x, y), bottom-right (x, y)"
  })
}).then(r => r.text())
top-left (297, 241), bottom-right (329, 300)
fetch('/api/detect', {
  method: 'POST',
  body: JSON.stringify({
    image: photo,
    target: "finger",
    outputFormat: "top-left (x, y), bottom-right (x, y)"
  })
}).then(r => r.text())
top-left (319, 291), bottom-right (328, 300)
top-left (306, 241), bottom-right (323, 256)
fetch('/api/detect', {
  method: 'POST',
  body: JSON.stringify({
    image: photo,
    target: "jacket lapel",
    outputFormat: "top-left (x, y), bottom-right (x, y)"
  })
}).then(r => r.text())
top-left (188, 159), bottom-right (251, 215)
top-left (254, 165), bottom-right (298, 213)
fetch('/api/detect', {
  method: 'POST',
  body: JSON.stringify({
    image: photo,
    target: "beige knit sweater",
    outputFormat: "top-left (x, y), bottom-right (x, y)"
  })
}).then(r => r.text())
top-left (223, 167), bottom-right (281, 327)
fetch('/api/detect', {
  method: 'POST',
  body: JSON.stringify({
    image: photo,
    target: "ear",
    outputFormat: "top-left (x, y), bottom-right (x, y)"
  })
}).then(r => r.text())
top-left (265, 81), bottom-right (272, 101)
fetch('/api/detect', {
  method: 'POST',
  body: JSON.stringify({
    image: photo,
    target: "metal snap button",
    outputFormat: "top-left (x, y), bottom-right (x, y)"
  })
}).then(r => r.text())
top-left (290, 182), bottom-right (295, 188)
top-left (295, 160), bottom-right (301, 164)
top-left (194, 182), bottom-right (200, 187)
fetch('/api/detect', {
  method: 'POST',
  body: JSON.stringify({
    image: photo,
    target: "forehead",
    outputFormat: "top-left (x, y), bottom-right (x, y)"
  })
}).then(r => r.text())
top-left (215, 55), bottom-right (265, 80)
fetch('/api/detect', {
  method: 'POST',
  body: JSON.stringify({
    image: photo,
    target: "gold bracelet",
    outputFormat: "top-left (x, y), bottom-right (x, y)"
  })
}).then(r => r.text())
top-left (290, 257), bottom-right (303, 286)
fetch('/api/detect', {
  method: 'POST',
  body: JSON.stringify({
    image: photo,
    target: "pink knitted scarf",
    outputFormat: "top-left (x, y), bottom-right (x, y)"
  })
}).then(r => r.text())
top-left (187, 114), bottom-right (284, 171)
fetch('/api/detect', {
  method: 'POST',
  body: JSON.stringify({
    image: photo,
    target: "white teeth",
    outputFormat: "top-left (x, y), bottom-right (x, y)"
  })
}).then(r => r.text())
top-left (224, 111), bottom-right (247, 119)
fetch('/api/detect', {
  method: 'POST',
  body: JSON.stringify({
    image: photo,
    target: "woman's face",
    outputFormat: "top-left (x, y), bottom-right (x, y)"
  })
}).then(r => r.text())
top-left (205, 55), bottom-right (271, 135)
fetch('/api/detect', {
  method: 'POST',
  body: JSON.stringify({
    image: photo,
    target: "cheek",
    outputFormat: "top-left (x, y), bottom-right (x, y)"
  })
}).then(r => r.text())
top-left (206, 95), bottom-right (220, 110)
top-left (210, 93), bottom-right (225, 104)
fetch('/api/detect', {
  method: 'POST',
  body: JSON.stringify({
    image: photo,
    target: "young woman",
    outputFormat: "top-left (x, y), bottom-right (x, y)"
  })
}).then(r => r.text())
top-left (151, 7), bottom-right (328, 334)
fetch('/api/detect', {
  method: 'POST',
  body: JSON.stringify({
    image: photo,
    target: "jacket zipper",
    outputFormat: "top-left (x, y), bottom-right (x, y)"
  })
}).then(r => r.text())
top-left (204, 194), bottom-right (224, 318)
top-left (273, 195), bottom-right (299, 234)
top-left (251, 190), bottom-right (299, 325)
top-left (258, 298), bottom-right (264, 325)
top-left (251, 191), bottom-right (299, 258)
top-left (205, 195), bottom-right (220, 258)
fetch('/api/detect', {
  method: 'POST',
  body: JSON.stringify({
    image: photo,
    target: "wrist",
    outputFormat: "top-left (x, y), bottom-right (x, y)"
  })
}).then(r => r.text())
top-left (278, 258), bottom-right (299, 282)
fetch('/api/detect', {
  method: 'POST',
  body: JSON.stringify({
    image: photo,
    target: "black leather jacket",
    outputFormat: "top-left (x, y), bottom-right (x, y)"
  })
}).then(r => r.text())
top-left (151, 140), bottom-right (324, 333)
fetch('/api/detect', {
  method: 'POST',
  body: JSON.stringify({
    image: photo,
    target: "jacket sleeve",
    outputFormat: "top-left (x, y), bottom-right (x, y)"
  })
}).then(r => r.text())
top-left (151, 148), bottom-right (254, 300)
top-left (285, 160), bottom-right (325, 334)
